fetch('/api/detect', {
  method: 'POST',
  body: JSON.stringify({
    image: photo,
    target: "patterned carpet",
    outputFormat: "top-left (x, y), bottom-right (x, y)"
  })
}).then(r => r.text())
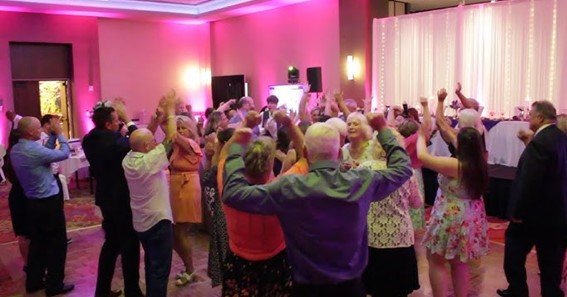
top-left (0, 180), bottom-right (101, 244)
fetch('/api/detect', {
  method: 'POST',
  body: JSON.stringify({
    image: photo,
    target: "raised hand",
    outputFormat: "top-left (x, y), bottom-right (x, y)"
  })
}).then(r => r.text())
top-left (112, 97), bottom-right (129, 122)
top-left (455, 82), bottom-right (462, 94)
top-left (420, 97), bottom-right (429, 107)
top-left (333, 90), bottom-right (344, 103)
top-left (437, 88), bottom-right (448, 102)
top-left (288, 109), bottom-right (297, 123)
top-left (366, 112), bottom-right (387, 131)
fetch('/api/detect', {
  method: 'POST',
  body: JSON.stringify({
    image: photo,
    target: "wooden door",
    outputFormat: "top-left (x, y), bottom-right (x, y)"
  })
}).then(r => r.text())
top-left (12, 81), bottom-right (41, 119)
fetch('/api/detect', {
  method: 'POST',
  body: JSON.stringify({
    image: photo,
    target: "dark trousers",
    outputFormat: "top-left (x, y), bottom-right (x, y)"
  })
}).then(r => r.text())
top-left (292, 278), bottom-right (365, 297)
top-left (95, 207), bottom-right (143, 297)
top-left (25, 193), bottom-right (67, 293)
top-left (504, 222), bottom-right (567, 297)
top-left (137, 219), bottom-right (173, 297)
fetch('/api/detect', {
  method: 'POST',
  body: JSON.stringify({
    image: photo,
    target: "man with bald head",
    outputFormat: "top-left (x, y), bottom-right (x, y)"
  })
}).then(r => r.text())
top-left (10, 116), bottom-right (73, 296)
top-left (122, 95), bottom-right (176, 297)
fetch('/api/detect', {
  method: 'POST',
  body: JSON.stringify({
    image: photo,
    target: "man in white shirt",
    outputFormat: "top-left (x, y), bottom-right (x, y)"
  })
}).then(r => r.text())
top-left (39, 115), bottom-right (70, 201)
top-left (122, 95), bottom-right (176, 297)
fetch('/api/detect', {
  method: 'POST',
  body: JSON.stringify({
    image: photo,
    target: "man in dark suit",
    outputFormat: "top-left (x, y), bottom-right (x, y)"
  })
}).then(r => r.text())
top-left (83, 100), bottom-right (143, 297)
top-left (498, 101), bottom-right (567, 297)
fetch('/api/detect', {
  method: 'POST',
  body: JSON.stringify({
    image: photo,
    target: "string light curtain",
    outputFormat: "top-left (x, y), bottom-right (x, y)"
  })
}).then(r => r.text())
top-left (371, 0), bottom-right (566, 117)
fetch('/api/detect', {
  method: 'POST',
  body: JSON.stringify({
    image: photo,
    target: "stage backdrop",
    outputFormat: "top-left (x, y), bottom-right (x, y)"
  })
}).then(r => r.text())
top-left (372, 0), bottom-right (566, 117)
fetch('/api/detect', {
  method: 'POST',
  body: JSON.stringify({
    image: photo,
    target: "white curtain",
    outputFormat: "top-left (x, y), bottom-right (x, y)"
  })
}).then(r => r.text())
top-left (372, 0), bottom-right (566, 117)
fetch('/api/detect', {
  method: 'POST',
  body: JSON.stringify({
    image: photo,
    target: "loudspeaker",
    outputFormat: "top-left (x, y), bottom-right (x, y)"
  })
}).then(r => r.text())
top-left (211, 75), bottom-right (245, 108)
top-left (306, 67), bottom-right (322, 93)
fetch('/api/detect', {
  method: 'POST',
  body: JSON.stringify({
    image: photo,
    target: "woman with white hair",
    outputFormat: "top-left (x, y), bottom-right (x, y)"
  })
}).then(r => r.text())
top-left (341, 112), bottom-right (421, 297)
top-left (169, 117), bottom-right (203, 285)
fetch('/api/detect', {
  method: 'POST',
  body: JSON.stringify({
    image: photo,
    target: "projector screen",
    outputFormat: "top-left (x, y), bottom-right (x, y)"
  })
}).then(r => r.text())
top-left (268, 84), bottom-right (305, 112)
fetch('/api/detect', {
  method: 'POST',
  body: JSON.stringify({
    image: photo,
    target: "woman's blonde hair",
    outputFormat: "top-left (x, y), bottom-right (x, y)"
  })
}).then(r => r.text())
top-left (244, 137), bottom-right (276, 178)
top-left (176, 116), bottom-right (198, 141)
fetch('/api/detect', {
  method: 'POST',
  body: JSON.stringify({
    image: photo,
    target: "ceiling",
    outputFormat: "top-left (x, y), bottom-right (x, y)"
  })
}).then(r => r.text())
top-left (0, 0), bottom-right (496, 23)
top-left (0, 0), bottom-right (311, 23)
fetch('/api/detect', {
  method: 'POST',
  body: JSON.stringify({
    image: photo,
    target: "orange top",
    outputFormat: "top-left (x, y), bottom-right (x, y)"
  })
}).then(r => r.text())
top-left (217, 150), bottom-right (286, 261)
top-left (170, 136), bottom-right (202, 172)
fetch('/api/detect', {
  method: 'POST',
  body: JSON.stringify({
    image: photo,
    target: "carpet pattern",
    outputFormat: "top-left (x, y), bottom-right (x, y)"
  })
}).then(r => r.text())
top-left (0, 181), bottom-right (101, 245)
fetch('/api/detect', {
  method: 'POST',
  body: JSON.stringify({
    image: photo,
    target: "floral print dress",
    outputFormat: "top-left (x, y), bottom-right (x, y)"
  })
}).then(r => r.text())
top-left (422, 175), bottom-right (488, 262)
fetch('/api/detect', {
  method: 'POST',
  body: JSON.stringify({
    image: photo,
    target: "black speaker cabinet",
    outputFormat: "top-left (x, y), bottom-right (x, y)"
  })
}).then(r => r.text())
top-left (211, 75), bottom-right (245, 108)
top-left (306, 67), bottom-right (322, 93)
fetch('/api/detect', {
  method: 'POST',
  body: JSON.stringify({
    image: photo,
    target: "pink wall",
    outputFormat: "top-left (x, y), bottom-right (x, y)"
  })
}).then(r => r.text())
top-left (98, 19), bottom-right (211, 122)
top-left (210, 0), bottom-right (340, 107)
top-left (0, 11), bottom-right (101, 145)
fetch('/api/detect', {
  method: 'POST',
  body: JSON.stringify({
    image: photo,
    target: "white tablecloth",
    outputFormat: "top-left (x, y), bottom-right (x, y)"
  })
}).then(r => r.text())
top-left (485, 121), bottom-right (529, 167)
top-left (58, 152), bottom-right (90, 177)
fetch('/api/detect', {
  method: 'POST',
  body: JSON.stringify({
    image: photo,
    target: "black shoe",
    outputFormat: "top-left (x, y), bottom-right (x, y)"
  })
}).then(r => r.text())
top-left (46, 283), bottom-right (75, 296)
top-left (25, 283), bottom-right (45, 294)
top-left (109, 289), bottom-right (123, 297)
top-left (497, 288), bottom-right (514, 297)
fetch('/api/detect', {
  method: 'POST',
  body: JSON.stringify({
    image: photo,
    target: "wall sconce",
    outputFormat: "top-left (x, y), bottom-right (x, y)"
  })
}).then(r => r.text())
top-left (346, 55), bottom-right (358, 80)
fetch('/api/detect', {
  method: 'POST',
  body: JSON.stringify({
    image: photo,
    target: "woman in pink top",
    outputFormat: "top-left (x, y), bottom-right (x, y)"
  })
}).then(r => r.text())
top-left (169, 117), bottom-right (203, 285)
top-left (218, 136), bottom-right (291, 297)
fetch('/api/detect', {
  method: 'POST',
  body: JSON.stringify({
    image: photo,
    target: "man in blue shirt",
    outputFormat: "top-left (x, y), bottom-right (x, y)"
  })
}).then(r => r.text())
top-left (10, 116), bottom-right (73, 296)
top-left (222, 113), bottom-right (412, 297)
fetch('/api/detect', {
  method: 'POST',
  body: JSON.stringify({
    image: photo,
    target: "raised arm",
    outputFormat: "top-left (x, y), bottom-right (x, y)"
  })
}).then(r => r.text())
top-left (162, 91), bottom-right (177, 143)
top-left (298, 90), bottom-right (311, 122)
top-left (217, 99), bottom-right (236, 113)
top-left (366, 113), bottom-right (413, 201)
top-left (416, 128), bottom-right (458, 178)
top-left (273, 110), bottom-right (304, 159)
top-left (39, 123), bottom-right (70, 164)
top-left (420, 97), bottom-right (432, 138)
top-left (147, 107), bottom-right (165, 134)
top-left (435, 88), bottom-right (457, 147)
top-left (334, 91), bottom-right (351, 118)
top-left (455, 82), bottom-right (476, 110)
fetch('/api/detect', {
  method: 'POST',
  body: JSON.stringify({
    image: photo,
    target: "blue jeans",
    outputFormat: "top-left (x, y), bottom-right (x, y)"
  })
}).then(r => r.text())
top-left (137, 220), bottom-right (173, 297)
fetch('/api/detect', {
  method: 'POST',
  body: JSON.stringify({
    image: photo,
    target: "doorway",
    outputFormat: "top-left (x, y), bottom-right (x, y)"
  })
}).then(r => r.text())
top-left (11, 80), bottom-right (72, 138)
top-left (10, 42), bottom-right (75, 138)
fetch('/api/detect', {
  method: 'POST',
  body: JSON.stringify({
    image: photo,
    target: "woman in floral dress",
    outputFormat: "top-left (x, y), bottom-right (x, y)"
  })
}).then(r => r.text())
top-left (341, 112), bottom-right (422, 296)
top-left (417, 89), bottom-right (488, 297)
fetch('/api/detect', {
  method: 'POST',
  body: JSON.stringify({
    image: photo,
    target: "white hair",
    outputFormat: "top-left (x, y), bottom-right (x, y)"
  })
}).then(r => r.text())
top-left (325, 117), bottom-right (347, 139)
top-left (459, 108), bottom-right (485, 135)
top-left (346, 112), bottom-right (372, 140)
top-left (304, 123), bottom-right (340, 162)
top-left (458, 108), bottom-right (479, 129)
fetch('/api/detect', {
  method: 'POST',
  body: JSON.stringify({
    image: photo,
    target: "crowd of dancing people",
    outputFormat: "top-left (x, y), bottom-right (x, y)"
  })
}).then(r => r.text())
top-left (3, 82), bottom-right (567, 297)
